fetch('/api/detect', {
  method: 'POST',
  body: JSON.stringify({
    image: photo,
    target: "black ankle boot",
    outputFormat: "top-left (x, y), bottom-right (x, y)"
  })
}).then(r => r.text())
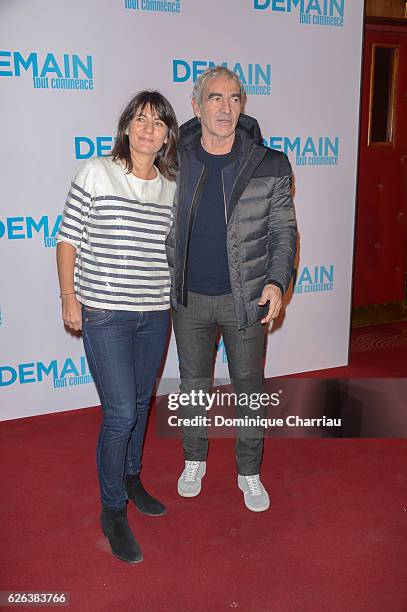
top-left (124, 474), bottom-right (166, 516)
top-left (100, 505), bottom-right (143, 564)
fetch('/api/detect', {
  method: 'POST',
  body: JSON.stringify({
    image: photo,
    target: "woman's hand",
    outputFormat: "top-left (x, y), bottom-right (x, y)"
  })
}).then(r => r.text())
top-left (61, 294), bottom-right (82, 331)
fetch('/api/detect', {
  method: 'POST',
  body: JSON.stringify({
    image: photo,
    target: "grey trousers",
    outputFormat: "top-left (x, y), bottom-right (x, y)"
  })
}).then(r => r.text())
top-left (172, 292), bottom-right (266, 475)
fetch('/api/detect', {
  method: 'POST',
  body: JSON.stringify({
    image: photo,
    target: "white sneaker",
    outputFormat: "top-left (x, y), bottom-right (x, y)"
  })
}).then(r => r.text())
top-left (238, 474), bottom-right (270, 512)
top-left (177, 461), bottom-right (206, 497)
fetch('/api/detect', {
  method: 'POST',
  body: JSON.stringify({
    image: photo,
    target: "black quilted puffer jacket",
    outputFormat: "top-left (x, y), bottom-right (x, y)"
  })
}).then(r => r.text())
top-left (166, 113), bottom-right (297, 329)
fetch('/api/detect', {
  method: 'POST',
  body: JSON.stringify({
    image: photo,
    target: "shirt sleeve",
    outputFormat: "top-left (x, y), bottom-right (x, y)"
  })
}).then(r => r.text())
top-left (56, 160), bottom-right (95, 249)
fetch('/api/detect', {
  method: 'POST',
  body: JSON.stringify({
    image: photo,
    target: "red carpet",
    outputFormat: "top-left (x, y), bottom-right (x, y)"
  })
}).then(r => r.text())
top-left (1, 323), bottom-right (407, 611)
top-left (304, 321), bottom-right (407, 377)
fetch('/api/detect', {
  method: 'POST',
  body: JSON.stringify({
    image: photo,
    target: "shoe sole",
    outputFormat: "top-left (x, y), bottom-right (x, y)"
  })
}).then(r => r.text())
top-left (103, 536), bottom-right (143, 564)
top-left (135, 506), bottom-right (167, 517)
top-left (242, 499), bottom-right (270, 512)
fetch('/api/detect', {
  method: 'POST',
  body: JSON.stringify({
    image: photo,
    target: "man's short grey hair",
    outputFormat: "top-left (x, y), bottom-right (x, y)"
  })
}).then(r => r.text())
top-left (192, 66), bottom-right (246, 106)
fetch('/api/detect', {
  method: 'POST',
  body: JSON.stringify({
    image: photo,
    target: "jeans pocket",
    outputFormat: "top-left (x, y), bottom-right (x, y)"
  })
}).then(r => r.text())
top-left (83, 306), bottom-right (114, 326)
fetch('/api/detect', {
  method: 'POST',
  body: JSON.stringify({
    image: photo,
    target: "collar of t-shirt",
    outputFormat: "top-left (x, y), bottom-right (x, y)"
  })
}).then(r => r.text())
top-left (197, 141), bottom-right (234, 170)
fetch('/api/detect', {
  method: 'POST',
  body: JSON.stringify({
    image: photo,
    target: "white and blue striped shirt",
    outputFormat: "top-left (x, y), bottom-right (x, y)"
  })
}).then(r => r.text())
top-left (57, 156), bottom-right (175, 311)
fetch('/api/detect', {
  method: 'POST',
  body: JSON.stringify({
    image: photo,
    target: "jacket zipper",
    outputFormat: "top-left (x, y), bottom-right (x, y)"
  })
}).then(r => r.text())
top-left (221, 169), bottom-right (227, 224)
top-left (181, 165), bottom-right (206, 303)
top-left (229, 145), bottom-right (255, 211)
top-left (222, 145), bottom-right (256, 226)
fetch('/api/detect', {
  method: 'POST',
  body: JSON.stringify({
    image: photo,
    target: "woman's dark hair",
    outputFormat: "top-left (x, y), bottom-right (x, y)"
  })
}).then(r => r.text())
top-left (111, 90), bottom-right (178, 180)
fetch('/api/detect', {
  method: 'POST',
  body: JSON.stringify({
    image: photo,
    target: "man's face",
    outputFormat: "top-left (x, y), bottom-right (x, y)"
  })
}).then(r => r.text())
top-left (192, 76), bottom-right (242, 141)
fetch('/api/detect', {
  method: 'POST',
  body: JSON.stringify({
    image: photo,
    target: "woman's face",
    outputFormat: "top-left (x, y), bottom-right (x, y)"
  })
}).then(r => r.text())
top-left (127, 104), bottom-right (169, 160)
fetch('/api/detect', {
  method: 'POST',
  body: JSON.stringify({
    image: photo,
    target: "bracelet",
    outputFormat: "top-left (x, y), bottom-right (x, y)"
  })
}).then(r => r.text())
top-left (60, 292), bottom-right (76, 298)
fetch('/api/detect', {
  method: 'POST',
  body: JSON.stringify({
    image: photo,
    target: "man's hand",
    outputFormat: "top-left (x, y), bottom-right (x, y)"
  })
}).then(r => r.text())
top-left (258, 284), bottom-right (282, 324)
top-left (61, 295), bottom-right (82, 331)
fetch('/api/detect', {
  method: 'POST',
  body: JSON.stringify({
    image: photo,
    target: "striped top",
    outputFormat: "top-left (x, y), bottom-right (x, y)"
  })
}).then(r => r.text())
top-left (57, 156), bottom-right (176, 311)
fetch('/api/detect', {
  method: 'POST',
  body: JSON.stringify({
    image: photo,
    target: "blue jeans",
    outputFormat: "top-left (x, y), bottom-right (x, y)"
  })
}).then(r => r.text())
top-left (82, 307), bottom-right (169, 510)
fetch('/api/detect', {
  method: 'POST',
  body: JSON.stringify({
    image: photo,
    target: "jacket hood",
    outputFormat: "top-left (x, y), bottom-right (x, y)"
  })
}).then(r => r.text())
top-left (179, 113), bottom-right (264, 150)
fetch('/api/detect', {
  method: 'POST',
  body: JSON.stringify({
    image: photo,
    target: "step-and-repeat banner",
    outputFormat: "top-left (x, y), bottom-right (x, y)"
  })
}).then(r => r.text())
top-left (0, 0), bottom-right (364, 420)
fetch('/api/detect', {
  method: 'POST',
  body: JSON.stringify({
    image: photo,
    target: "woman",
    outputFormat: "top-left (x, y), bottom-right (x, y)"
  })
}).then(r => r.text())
top-left (56, 91), bottom-right (178, 564)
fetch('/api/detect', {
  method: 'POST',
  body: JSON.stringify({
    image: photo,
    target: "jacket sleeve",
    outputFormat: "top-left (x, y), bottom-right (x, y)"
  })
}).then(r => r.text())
top-left (266, 153), bottom-right (297, 294)
top-left (165, 180), bottom-right (179, 307)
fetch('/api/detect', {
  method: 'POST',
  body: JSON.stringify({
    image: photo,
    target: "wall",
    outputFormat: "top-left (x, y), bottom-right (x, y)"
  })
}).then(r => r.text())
top-left (366, 0), bottom-right (407, 18)
top-left (0, 0), bottom-right (365, 420)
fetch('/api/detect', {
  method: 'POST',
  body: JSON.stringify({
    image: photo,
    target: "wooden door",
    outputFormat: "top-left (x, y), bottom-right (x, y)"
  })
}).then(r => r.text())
top-left (353, 23), bottom-right (407, 307)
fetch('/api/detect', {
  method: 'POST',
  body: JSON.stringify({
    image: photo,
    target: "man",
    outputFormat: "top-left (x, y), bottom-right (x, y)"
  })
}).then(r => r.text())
top-left (166, 66), bottom-right (296, 512)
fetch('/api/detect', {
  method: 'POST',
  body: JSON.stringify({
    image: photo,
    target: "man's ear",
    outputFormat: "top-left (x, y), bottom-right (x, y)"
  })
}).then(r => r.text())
top-left (191, 97), bottom-right (201, 119)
